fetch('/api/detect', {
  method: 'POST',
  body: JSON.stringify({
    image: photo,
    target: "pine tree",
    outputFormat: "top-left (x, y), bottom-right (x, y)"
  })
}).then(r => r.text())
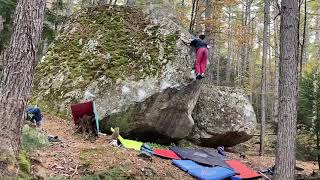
top-left (0, 0), bottom-right (45, 177)
top-left (274, 0), bottom-right (299, 178)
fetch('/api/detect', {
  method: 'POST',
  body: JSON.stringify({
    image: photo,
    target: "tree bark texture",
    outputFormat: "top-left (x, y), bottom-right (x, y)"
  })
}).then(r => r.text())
top-left (0, 0), bottom-right (45, 177)
top-left (260, 0), bottom-right (270, 156)
top-left (274, 0), bottom-right (299, 179)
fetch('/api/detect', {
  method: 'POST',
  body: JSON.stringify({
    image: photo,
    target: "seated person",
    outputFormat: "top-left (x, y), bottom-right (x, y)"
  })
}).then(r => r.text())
top-left (26, 106), bottom-right (43, 128)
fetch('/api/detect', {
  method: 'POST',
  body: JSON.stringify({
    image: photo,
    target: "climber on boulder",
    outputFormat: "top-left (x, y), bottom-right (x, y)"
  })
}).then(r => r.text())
top-left (182, 33), bottom-right (209, 80)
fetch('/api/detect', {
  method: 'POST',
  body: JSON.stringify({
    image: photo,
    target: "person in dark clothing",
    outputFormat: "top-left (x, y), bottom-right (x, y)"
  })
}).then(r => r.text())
top-left (26, 107), bottom-right (43, 128)
top-left (183, 34), bottom-right (209, 80)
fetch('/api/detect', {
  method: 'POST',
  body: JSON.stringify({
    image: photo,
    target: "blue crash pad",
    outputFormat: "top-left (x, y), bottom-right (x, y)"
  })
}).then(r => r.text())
top-left (189, 166), bottom-right (236, 180)
top-left (172, 160), bottom-right (236, 180)
top-left (170, 147), bottom-right (232, 169)
top-left (172, 160), bottom-right (201, 172)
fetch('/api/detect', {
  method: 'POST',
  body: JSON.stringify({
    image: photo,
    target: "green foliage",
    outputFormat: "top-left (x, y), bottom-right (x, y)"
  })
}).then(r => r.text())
top-left (80, 167), bottom-right (135, 180)
top-left (148, 142), bottom-right (170, 149)
top-left (177, 139), bottom-right (194, 147)
top-left (0, 0), bottom-right (16, 51)
top-left (0, 0), bottom-right (65, 53)
top-left (17, 151), bottom-right (32, 180)
top-left (42, 0), bottom-right (67, 47)
top-left (22, 126), bottom-right (49, 152)
top-left (48, 177), bottom-right (68, 180)
top-left (298, 62), bottom-right (320, 162)
top-left (298, 63), bottom-right (320, 130)
top-left (298, 72), bottom-right (316, 128)
top-left (17, 126), bottom-right (49, 179)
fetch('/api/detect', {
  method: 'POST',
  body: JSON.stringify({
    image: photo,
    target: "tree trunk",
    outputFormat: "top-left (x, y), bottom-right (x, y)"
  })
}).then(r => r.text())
top-left (316, 0), bottom-right (320, 59)
top-left (242, 0), bottom-right (252, 86)
top-left (267, 22), bottom-right (272, 121)
top-left (303, 21), bottom-right (309, 64)
top-left (226, 7), bottom-right (232, 84)
top-left (274, 0), bottom-right (299, 179)
top-left (299, 0), bottom-right (307, 76)
top-left (194, 0), bottom-right (202, 34)
top-left (216, 54), bottom-right (220, 85)
top-left (66, 0), bottom-right (74, 17)
top-left (205, 0), bottom-right (215, 84)
top-left (126, 0), bottom-right (136, 7)
top-left (0, 16), bottom-right (4, 33)
top-left (190, 0), bottom-right (197, 32)
top-left (317, 132), bottom-right (320, 169)
top-left (236, 49), bottom-right (242, 86)
top-left (273, 6), bottom-right (280, 123)
top-left (249, 16), bottom-right (255, 103)
top-left (0, 0), bottom-right (45, 177)
top-left (260, 0), bottom-right (270, 156)
top-left (190, 0), bottom-right (199, 33)
top-left (313, 67), bottom-right (320, 170)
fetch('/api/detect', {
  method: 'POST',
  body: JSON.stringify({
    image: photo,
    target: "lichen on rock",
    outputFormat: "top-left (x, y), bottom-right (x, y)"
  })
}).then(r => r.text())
top-left (190, 84), bottom-right (257, 147)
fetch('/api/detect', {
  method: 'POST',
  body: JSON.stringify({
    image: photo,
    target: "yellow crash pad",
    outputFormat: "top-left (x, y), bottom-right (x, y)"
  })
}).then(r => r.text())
top-left (111, 127), bottom-right (143, 151)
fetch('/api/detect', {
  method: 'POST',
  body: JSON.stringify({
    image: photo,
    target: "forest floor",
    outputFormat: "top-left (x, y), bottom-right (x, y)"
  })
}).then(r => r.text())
top-left (29, 113), bottom-right (318, 180)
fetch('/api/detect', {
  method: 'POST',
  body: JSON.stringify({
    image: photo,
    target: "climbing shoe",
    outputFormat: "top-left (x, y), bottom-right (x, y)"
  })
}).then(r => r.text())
top-left (196, 74), bottom-right (204, 80)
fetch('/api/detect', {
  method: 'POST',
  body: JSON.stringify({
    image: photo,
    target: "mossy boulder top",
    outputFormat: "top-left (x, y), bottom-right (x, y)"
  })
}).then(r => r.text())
top-left (33, 3), bottom-right (194, 117)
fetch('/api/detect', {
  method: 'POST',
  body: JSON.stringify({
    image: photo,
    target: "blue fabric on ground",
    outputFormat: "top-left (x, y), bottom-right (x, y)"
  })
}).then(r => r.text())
top-left (170, 147), bottom-right (232, 169)
top-left (231, 176), bottom-right (242, 180)
top-left (188, 166), bottom-right (236, 180)
top-left (172, 160), bottom-right (201, 172)
top-left (141, 147), bottom-right (153, 155)
top-left (172, 160), bottom-right (236, 180)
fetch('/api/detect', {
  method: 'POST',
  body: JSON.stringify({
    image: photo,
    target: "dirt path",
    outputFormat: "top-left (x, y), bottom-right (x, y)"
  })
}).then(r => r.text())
top-left (31, 113), bottom-right (318, 179)
top-left (31, 113), bottom-right (194, 180)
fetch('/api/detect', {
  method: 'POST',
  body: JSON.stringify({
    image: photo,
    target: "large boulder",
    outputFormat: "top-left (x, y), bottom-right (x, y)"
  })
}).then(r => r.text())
top-left (32, 2), bottom-right (257, 146)
top-left (100, 81), bottom-right (202, 143)
top-left (33, 3), bottom-right (194, 118)
top-left (190, 84), bottom-right (257, 147)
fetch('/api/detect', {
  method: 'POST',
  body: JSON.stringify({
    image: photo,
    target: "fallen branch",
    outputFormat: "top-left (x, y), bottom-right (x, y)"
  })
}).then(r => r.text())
top-left (258, 172), bottom-right (271, 180)
top-left (71, 164), bottom-right (78, 177)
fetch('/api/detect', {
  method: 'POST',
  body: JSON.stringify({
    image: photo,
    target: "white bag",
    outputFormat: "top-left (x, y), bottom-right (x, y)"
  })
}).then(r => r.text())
top-left (190, 69), bottom-right (196, 80)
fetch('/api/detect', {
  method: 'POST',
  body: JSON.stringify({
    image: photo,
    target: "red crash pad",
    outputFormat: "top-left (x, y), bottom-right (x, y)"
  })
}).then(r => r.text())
top-left (71, 101), bottom-right (94, 125)
top-left (153, 149), bottom-right (181, 160)
top-left (226, 160), bottom-right (261, 179)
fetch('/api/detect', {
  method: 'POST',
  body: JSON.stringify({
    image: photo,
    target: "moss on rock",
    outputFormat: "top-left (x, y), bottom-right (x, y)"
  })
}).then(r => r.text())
top-left (33, 5), bottom-right (180, 116)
